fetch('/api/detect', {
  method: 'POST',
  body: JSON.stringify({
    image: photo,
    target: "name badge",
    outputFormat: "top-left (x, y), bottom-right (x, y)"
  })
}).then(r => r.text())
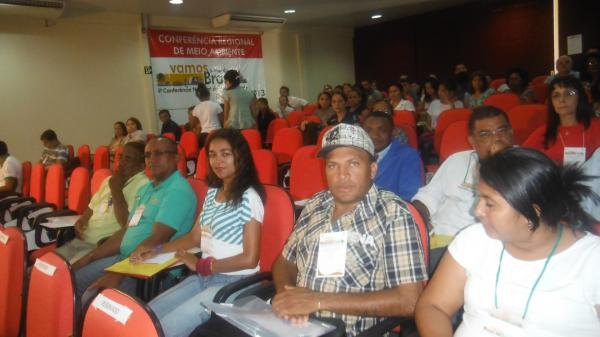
top-left (482, 308), bottom-right (527, 337)
top-left (97, 199), bottom-right (111, 215)
top-left (127, 205), bottom-right (145, 227)
top-left (91, 293), bottom-right (133, 325)
top-left (316, 231), bottom-right (347, 278)
top-left (34, 258), bottom-right (57, 276)
top-left (564, 147), bottom-right (585, 166)
top-left (0, 230), bottom-right (9, 245)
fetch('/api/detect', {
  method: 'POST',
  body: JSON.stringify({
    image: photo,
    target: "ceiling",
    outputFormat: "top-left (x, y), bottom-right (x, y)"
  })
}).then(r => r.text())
top-left (66, 0), bottom-right (474, 28)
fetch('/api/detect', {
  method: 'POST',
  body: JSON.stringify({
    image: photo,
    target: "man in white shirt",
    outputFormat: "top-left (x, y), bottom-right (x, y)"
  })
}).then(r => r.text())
top-left (280, 85), bottom-right (308, 110)
top-left (0, 141), bottom-right (22, 194)
top-left (412, 106), bottom-right (514, 268)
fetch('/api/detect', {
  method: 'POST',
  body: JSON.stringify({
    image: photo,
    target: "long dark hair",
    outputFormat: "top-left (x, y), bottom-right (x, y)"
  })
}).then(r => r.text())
top-left (480, 147), bottom-right (599, 232)
top-left (205, 128), bottom-right (264, 205)
top-left (544, 76), bottom-right (593, 148)
top-left (224, 70), bottom-right (241, 89)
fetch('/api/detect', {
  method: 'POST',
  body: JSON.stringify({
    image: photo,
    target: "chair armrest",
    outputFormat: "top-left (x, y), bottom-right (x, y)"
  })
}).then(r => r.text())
top-left (355, 317), bottom-right (413, 337)
top-left (15, 202), bottom-right (55, 230)
top-left (212, 272), bottom-right (273, 303)
top-left (33, 210), bottom-right (77, 248)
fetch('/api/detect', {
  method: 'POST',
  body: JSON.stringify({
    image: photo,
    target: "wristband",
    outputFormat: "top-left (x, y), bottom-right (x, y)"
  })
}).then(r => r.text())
top-left (196, 257), bottom-right (215, 277)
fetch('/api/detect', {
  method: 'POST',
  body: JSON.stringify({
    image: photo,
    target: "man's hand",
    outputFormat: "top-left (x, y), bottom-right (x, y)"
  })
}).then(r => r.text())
top-left (89, 273), bottom-right (124, 290)
top-left (74, 220), bottom-right (87, 240)
top-left (108, 168), bottom-right (127, 192)
top-left (175, 249), bottom-right (198, 271)
top-left (272, 285), bottom-right (321, 324)
top-left (129, 243), bottom-right (156, 264)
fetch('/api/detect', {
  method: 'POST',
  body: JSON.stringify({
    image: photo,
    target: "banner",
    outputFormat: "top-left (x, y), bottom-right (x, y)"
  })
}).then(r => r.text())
top-left (147, 29), bottom-right (266, 125)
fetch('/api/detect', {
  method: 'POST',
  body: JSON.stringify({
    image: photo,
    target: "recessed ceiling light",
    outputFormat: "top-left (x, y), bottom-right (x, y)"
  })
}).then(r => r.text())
top-left (284, 9), bottom-right (296, 14)
top-left (169, 0), bottom-right (183, 5)
top-left (371, 14), bottom-right (382, 19)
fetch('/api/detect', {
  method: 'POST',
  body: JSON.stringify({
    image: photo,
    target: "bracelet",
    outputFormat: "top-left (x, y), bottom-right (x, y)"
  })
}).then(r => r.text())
top-left (153, 244), bottom-right (163, 253)
top-left (196, 257), bottom-right (215, 277)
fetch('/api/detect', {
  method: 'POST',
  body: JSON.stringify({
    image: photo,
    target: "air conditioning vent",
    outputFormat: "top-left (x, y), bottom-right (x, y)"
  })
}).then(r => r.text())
top-left (0, 0), bottom-right (65, 19)
top-left (211, 13), bottom-right (286, 30)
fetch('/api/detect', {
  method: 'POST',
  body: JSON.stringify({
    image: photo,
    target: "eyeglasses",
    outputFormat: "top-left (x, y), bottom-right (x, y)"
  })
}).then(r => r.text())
top-left (551, 90), bottom-right (577, 100)
top-left (476, 127), bottom-right (512, 142)
top-left (144, 150), bottom-right (177, 159)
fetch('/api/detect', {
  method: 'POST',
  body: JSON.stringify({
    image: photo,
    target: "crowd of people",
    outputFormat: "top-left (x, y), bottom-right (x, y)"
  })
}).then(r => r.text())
top-left (0, 52), bottom-right (599, 337)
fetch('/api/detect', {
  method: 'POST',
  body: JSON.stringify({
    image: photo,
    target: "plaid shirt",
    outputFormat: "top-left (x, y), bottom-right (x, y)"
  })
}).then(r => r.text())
top-left (282, 185), bottom-right (428, 336)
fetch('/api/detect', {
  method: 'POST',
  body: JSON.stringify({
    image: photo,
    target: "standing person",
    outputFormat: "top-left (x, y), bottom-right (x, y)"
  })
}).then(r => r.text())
top-left (108, 121), bottom-right (127, 161)
top-left (192, 83), bottom-right (222, 146)
top-left (159, 109), bottom-right (182, 141)
top-left (124, 117), bottom-right (146, 143)
top-left (464, 71), bottom-right (495, 108)
top-left (39, 129), bottom-right (69, 169)
top-left (141, 129), bottom-right (265, 337)
top-left (0, 141), bottom-right (22, 193)
top-left (222, 70), bottom-right (257, 129)
top-left (415, 147), bottom-right (600, 337)
top-left (255, 98), bottom-right (277, 143)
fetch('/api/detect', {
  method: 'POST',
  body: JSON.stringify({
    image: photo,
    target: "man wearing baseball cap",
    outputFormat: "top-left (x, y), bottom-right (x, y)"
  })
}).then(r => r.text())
top-left (271, 123), bottom-right (428, 336)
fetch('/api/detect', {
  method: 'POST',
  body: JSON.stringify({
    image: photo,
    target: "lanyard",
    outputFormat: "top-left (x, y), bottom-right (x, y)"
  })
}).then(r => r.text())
top-left (558, 129), bottom-right (585, 148)
top-left (494, 224), bottom-right (563, 319)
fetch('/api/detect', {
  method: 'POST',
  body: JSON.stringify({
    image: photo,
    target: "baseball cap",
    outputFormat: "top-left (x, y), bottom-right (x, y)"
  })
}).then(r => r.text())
top-left (317, 123), bottom-right (375, 158)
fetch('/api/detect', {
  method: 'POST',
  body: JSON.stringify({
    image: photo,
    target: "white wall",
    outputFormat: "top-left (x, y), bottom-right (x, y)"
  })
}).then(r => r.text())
top-left (0, 12), bottom-right (354, 162)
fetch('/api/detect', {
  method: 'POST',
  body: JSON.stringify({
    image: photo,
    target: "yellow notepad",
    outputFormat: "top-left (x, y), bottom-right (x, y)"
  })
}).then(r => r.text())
top-left (104, 256), bottom-right (178, 279)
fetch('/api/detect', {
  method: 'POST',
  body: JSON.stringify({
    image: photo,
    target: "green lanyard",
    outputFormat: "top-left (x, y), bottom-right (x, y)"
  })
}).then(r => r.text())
top-left (494, 224), bottom-right (563, 319)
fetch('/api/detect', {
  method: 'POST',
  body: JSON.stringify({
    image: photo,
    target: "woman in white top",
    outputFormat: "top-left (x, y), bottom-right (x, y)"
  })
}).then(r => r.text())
top-left (192, 83), bottom-right (222, 146)
top-left (389, 82), bottom-right (416, 112)
top-left (124, 117), bottom-right (146, 143)
top-left (427, 79), bottom-right (464, 129)
top-left (415, 147), bottom-right (600, 337)
top-left (139, 128), bottom-right (265, 337)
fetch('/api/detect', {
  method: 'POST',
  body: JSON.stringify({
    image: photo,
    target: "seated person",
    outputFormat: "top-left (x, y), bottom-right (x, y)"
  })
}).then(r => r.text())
top-left (415, 147), bottom-right (600, 337)
top-left (255, 97), bottom-right (277, 143)
top-left (464, 71), bottom-right (495, 108)
top-left (412, 106), bottom-right (514, 265)
top-left (371, 99), bottom-right (409, 145)
top-left (56, 142), bottom-right (148, 263)
top-left (0, 141), bottom-right (22, 194)
top-left (274, 95), bottom-right (295, 118)
top-left (108, 121), bottom-right (127, 162)
top-left (388, 83), bottom-right (416, 112)
top-left (272, 123), bottom-right (427, 337)
top-left (363, 111), bottom-right (422, 200)
top-left (39, 129), bottom-right (69, 169)
top-left (427, 78), bottom-right (464, 129)
top-left (73, 137), bottom-right (196, 306)
top-left (124, 117), bottom-right (147, 143)
top-left (135, 129), bottom-right (265, 337)
top-left (327, 92), bottom-right (360, 126)
top-left (545, 54), bottom-right (580, 84)
top-left (159, 109), bottom-right (182, 141)
top-left (524, 76), bottom-right (600, 165)
top-left (280, 85), bottom-right (308, 110)
top-left (497, 67), bottom-right (537, 103)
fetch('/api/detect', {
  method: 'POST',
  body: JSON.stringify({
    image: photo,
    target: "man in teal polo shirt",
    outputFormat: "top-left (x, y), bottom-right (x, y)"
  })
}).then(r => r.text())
top-left (74, 137), bottom-right (197, 305)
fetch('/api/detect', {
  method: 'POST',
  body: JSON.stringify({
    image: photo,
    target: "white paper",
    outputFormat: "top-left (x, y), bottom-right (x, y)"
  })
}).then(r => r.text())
top-left (564, 147), bottom-right (586, 166)
top-left (34, 258), bottom-right (57, 276)
top-left (0, 230), bottom-right (9, 245)
top-left (316, 231), bottom-right (347, 278)
top-left (144, 252), bottom-right (175, 264)
top-left (128, 205), bottom-right (145, 227)
top-left (41, 215), bottom-right (81, 229)
top-left (92, 293), bottom-right (133, 325)
top-left (567, 34), bottom-right (582, 55)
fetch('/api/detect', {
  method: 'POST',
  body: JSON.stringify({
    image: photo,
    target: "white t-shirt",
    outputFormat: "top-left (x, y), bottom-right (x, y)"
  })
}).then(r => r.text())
top-left (427, 99), bottom-right (464, 129)
top-left (274, 105), bottom-right (295, 118)
top-left (450, 224), bottom-right (600, 337)
top-left (0, 156), bottom-right (22, 193)
top-left (412, 150), bottom-right (478, 236)
top-left (394, 99), bottom-right (416, 112)
top-left (192, 100), bottom-right (222, 133)
top-left (287, 95), bottom-right (308, 110)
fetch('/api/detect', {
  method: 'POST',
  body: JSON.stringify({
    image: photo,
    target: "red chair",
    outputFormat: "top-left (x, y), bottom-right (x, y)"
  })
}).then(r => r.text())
top-left (241, 129), bottom-right (262, 150)
top-left (113, 145), bottom-right (123, 170)
top-left (484, 93), bottom-right (520, 113)
top-left (433, 108), bottom-right (472, 154)
top-left (66, 144), bottom-right (74, 163)
top-left (64, 167), bottom-right (91, 214)
top-left (77, 144), bottom-right (91, 170)
top-left (187, 178), bottom-right (209, 220)
top-left (93, 146), bottom-right (110, 173)
top-left (26, 252), bottom-right (77, 337)
top-left (302, 103), bottom-right (318, 115)
top-left (45, 164), bottom-right (65, 211)
top-left (316, 125), bottom-right (334, 148)
top-left (21, 161), bottom-right (32, 197)
top-left (146, 133), bottom-right (156, 142)
top-left (507, 104), bottom-right (547, 145)
top-left (286, 111), bottom-right (305, 127)
top-left (289, 146), bottom-right (327, 203)
top-left (194, 148), bottom-right (208, 180)
top-left (162, 132), bottom-right (176, 141)
top-left (91, 169), bottom-right (112, 195)
top-left (177, 145), bottom-right (187, 177)
top-left (30, 163), bottom-right (46, 203)
top-left (304, 115), bottom-right (321, 124)
top-left (439, 121), bottom-right (471, 162)
top-left (272, 128), bottom-right (303, 165)
top-left (393, 110), bottom-right (416, 129)
top-left (531, 82), bottom-right (548, 104)
top-left (180, 131), bottom-right (200, 175)
top-left (531, 75), bottom-right (548, 86)
top-left (0, 227), bottom-right (26, 337)
top-left (252, 149), bottom-right (278, 185)
top-left (407, 202), bottom-right (429, 266)
top-left (397, 123), bottom-right (418, 149)
top-left (490, 78), bottom-right (506, 90)
top-left (82, 288), bottom-right (163, 337)
top-left (265, 118), bottom-right (288, 145)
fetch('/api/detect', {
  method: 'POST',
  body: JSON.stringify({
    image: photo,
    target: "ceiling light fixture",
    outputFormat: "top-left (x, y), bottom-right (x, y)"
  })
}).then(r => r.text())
top-left (284, 9), bottom-right (296, 14)
top-left (371, 14), bottom-right (382, 19)
top-left (169, 0), bottom-right (183, 5)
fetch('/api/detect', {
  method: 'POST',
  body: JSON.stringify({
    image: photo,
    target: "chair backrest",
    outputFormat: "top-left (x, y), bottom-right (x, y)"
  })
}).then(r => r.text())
top-left (162, 132), bottom-right (176, 141)
top-left (82, 288), bottom-right (163, 337)
top-left (272, 128), bottom-right (303, 164)
top-left (26, 252), bottom-right (76, 337)
top-left (289, 146), bottom-right (327, 201)
top-left (194, 147), bottom-right (208, 180)
top-left (187, 178), bottom-right (209, 221)
top-left (302, 103), bottom-right (318, 115)
top-left (176, 145), bottom-right (187, 177)
top-left (77, 144), bottom-right (92, 170)
top-left (180, 131), bottom-right (200, 159)
top-left (93, 146), bottom-right (110, 173)
top-left (241, 129), bottom-right (262, 150)
top-left (45, 164), bottom-right (65, 210)
top-left (30, 163), bottom-right (46, 203)
top-left (286, 111), bottom-right (305, 127)
top-left (68, 167), bottom-right (91, 214)
top-left (66, 145), bottom-right (74, 162)
top-left (433, 108), bottom-right (472, 154)
top-left (490, 78), bottom-right (506, 90)
top-left (316, 125), bottom-right (334, 148)
top-left (21, 161), bottom-right (32, 197)
top-left (91, 169), bottom-right (112, 196)
top-left (439, 121), bottom-right (471, 162)
top-left (265, 118), bottom-right (289, 145)
top-left (260, 185), bottom-right (295, 272)
top-left (406, 203), bottom-right (429, 267)
top-left (113, 145), bottom-right (123, 170)
top-left (396, 123), bottom-right (418, 149)
top-left (146, 133), bottom-right (156, 142)
top-left (507, 104), bottom-right (548, 145)
top-left (531, 82), bottom-right (548, 104)
top-left (531, 75), bottom-right (547, 86)
top-left (0, 227), bottom-right (27, 337)
top-left (483, 93), bottom-right (521, 113)
top-left (251, 149), bottom-right (278, 185)
top-left (393, 110), bottom-right (416, 129)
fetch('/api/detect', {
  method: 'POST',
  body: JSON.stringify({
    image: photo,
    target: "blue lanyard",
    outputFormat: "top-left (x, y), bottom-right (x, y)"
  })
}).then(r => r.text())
top-left (494, 224), bottom-right (563, 319)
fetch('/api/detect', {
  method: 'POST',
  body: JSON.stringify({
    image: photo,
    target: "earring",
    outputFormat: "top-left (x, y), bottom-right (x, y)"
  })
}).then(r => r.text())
top-left (527, 221), bottom-right (534, 232)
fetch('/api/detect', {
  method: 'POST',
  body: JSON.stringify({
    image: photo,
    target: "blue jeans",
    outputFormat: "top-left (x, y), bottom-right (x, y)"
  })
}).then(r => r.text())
top-left (148, 273), bottom-right (246, 337)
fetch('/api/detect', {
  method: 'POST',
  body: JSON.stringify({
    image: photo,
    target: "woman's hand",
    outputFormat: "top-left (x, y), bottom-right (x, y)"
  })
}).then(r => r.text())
top-left (176, 249), bottom-right (199, 271)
